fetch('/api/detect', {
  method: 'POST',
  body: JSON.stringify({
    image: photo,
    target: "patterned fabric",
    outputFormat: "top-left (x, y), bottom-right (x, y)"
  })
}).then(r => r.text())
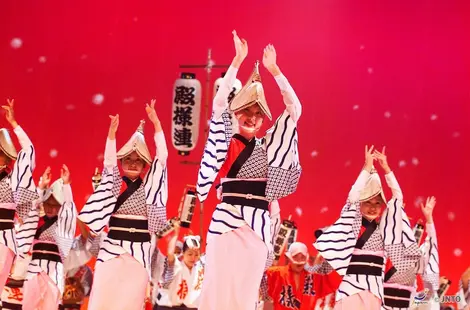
top-left (236, 143), bottom-right (268, 179)
top-left (0, 126), bottom-right (38, 254)
top-left (79, 132), bottom-right (168, 275)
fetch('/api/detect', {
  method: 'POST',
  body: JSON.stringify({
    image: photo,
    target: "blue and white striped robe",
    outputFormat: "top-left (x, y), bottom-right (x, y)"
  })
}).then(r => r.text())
top-left (196, 65), bottom-right (302, 250)
top-left (16, 184), bottom-right (77, 296)
top-left (315, 170), bottom-right (414, 303)
top-left (0, 126), bottom-right (38, 254)
top-left (78, 132), bottom-right (168, 275)
top-left (379, 173), bottom-right (421, 310)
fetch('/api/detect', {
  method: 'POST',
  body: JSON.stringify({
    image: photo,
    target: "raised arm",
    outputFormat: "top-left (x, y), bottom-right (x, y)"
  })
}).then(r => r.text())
top-left (3, 99), bottom-right (39, 219)
top-left (263, 45), bottom-right (302, 122)
top-left (420, 197), bottom-right (440, 292)
top-left (348, 145), bottom-right (375, 203)
top-left (78, 116), bottom-right (120, 233)
top-left (196, 31), bottom-right (247, 203)
top-left (55, 165), bottom-right (78, 259)
top-left (161, 225), bottom-right (181, 288)
top-left (144, 100), bottom-right (168, 233)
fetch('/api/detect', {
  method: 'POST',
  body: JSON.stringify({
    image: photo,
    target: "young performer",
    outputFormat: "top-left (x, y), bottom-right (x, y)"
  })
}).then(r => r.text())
top-left (156, 225), bottom-right (204, 310)
top-left (78, 100), bottom-right (168, 310)
top-left (315, 146), bottom-right (416, 310)
top-left (197, 30), bottom-right (302, 310)
top-left (260, 242), bottom-right (316, 310)
top-left (18, 165), bottom-right (77, 310)
top-left (0, 99), bottom-right (38, 293)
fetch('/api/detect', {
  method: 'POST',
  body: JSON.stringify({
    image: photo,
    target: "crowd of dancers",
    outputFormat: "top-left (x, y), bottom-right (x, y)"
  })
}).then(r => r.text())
top-left (0, 30), bottom-right (469, 310)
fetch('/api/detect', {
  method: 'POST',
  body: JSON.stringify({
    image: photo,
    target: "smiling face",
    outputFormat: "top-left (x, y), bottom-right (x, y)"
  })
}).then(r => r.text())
top-left (360, 195), bottom-right (385, 220)
top-left (288, 252), bottom-right (307, 273)
top-left (43, 195), bottom-right (61, 217)
top-left (182, 248), bottom-right (200, 269)
top-left (235, 104), bottom-right (265, 140)
top-left (121, 152), bottom-right (145, 180)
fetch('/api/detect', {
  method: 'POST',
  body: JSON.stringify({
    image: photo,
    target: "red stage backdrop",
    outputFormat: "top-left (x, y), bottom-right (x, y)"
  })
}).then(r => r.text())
top-left (0, 0), bottom-right (468, 296)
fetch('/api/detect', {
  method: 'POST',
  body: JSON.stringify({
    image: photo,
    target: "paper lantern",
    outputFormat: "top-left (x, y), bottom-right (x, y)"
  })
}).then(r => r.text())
top-left (171, 73), bottom-right (202, 155)
top-left (178, 186), bottom-right (197, 228)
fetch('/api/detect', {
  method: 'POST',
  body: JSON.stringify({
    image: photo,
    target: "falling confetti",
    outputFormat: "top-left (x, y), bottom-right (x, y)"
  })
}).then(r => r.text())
top-left (447, 212), bottom-right (455, 221)
top-left (320, 206), bottom-right (329, 214)
top-left (430, 114), bottom-right (438, 121)
top-left (310, 150), bottom-right (319, 158)
top-left (80, 54), bottom-right (88, 60)
top-left (96, 153), bottom-right (104, 161)
top-left (38, 56), bottom-right (47, 63)
top-left (10, 38), bottom-right (23, 49)
top-left (49, 149), bottom-right (58, 158)
top-left (453, 248), bottom-right (462, 257)
top-left (344, 160), bottom-right (352, 167)
top-left (92, 93), bottom-right (104, 105)
top-left (133, 17), bottom-right (138, 22)
top-left (65, 104), bottom-right (76, 111)
top-left (411, 157), bottom-right (419, 166)
top-left (360, 45), bottom-right (365, 50)
top-left (26, 68), bottom-right (33, 73)
top-left (123, 97), bottom-right (135, 104)
top-left (452, 131), bottom-right (461, 138)
top-left (414, 196), bottom-right (425, 208)
top-left (353, 105), bottom-right (360, 111)
top-left (367, 67), bottom-right (374, 74)
top-left (398, 160), bottom-right (406, 168)
top-left (384, 111), bottom-right (391, 118)
top-left (295, 207), bottom-right (303, 217)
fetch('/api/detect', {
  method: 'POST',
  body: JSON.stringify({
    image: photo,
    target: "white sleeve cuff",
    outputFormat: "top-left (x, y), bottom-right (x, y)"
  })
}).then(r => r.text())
top-left (62, 184), bottom-right (73, 203)
top-left (104, 138), bottom-right (117, 167)
top-left (154, 131), bottom-right (168, 164)
top-left (426, 223), bottom-right (436, 239)
top-left (274, 74), bottom-right (289, 92)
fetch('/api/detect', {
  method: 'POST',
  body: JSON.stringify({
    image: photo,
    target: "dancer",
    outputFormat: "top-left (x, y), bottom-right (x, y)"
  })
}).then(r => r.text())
top-left (156, 224), bottom-right (204, 310)
top-left (410, 197), bottom-right (441, 310)
top-left (79, 100), bottom-right (168, 310)
top-left (0, 99), bottom-right (38, 294)
top-left (315, 146), bottom-right (413, 310)
top-left (197, 30), bottom-right (302, 310)
top-left (19, 165), bottom-right (77, 310)
top-left (457, 267), bottom-right (470, 310)
top-left (260, 242), bottom-right (316, 310)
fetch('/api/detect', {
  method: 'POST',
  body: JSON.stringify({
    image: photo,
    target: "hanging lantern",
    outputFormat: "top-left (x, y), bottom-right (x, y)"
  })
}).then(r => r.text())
top-left (413, 219), bottom-right (424, 245)
top-left (178, 185), bottom-right (197, 228)
top-left (273, 215), bottom-right (295, 261)
top-left (171, 73), bottom-right (202, 156)
top-left (91, 167), bottom-right (102, 191)
top-left (213, 72), bottom-right (243, 102)
top-left (286, 222), bottom-right (298, 251)
top-left (155, 217), bottom-right (180, 239)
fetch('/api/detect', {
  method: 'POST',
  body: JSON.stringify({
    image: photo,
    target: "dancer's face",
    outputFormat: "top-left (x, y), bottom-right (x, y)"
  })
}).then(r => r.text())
top-left (235, 104), bottom-right (265, 140)
top-left (289, 253), bottom-right (307, 273)
top-left (360, 196), bottom-right (384, 220)
top-left (182, 248), bottom-right (200, 268)
top-left (0, 151), bottom-right (11, 168)
top-left (43, 196), bottom-right (61, 217)
top-left (121, 152), bottom-right (145, 180)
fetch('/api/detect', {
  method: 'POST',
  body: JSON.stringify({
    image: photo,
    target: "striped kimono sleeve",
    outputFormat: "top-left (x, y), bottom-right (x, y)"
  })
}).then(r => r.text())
top-left (86, 232), bottom-right (105, 257)
top-left (55, 184), bottom-right (77, 259)
top-left (11, 126), bottom-right (38, 219)
top-left (161, 257), bottom-right (178, 289)
top-left (145, 131), bottom-right (169, 233)
top-left (314, 170), bottom-right (370, 275)
top-left (264, 75), bottom-right (302, 202)
top-left (79, 138), bottom-right (119, 233)
top-left (270, 200), bottom-right (281, 247)
top-left (420, 223), bottom-right (440, 292)
top-left (16, 203), bottom-right (40, 254)
top-left (196, 66), bottom-right (239, 202)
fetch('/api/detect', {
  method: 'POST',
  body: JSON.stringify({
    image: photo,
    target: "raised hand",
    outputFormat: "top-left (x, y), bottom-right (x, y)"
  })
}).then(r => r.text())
top-left (262, 44), bottom-right (281, 76)
top-left (364, 145), bottom-right (375, 172)
top-left (232, 30), bottom-right (248, 68)
top-left (108, 114), bottom-right (119, 140)
top-left (146, 99), bottom-right (162, 133)
top-left (374, 146), bottom-right (391, 174)
top-left (420, 196), bottom-right (436, 224)
top-left (39, 166), bottom-right (52, 190)
top-left (2, 99), bottom-right (18, 128)
top-left (61, 164), bottom-right (71, 185)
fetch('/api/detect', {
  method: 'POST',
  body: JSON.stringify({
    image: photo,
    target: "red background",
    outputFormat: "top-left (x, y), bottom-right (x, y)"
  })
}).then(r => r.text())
top-left (1, 0), bottom-right (468, 297)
